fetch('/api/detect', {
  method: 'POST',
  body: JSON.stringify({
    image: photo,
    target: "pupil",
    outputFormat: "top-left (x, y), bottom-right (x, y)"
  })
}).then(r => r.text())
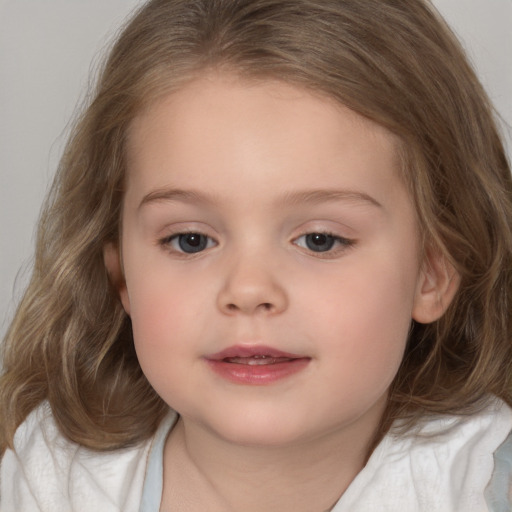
top-left (179, 233), bottom-right (207, 253)
top-left (305, 233), bottom-right (335, 252)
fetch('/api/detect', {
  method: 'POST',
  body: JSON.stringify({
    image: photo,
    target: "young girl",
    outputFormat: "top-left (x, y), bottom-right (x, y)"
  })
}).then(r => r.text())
top-left (1, 0), bottom-right (511, 510)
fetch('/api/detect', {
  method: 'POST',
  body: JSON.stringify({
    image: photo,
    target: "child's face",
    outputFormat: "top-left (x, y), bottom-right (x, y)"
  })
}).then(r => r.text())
top-left (111, 74), bottom-right (441, 446)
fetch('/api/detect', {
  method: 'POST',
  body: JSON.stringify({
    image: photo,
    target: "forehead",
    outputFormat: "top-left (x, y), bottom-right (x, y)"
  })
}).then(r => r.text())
top-left (124, 73), bottom-right (403, 202)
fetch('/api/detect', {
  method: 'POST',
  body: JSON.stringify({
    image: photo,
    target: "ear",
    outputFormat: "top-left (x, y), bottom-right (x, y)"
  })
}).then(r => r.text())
top-left (412, 247), bottom-right (459, 324)
top-left (103, 242), bottom-right (131, 315)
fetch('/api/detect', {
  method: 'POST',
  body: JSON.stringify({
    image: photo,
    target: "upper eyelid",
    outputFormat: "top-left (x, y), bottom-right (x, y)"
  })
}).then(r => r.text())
top-left (293, 232), bottom-right (355, 244)
top-left (291, 232), bottom-right (356, 255)
top-left (291, 229), bottom-right (354, 242)
top-left (156, 225), bottom-right (356, 247)
top-left (160, 231), bottom-right (217, 244)
top-left (158, 224), bottom-right (216, 241)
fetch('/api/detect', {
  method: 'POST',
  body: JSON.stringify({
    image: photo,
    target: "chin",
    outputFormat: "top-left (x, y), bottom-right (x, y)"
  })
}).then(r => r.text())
top-left (200, 409), bottom-right (325, 448)
top-left (218, 424), bottom-right (306, 447)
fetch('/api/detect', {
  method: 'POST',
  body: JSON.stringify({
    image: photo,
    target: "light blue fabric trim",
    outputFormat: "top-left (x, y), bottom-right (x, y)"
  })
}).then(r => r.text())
top-left (485, 429), bottom-right (512, 512)
top-left (139, 412), bottom-right (179, 512)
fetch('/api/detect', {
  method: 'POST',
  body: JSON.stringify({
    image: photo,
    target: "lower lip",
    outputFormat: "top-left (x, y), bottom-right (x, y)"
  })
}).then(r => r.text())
top-left (205, 358), bottom-right (310, 385)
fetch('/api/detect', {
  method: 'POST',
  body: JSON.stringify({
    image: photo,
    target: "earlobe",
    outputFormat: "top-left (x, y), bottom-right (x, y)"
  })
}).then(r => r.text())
top-left (412, 248), bottom-right (459, 324)
top-left (103, 242), bottom-right (131, 315)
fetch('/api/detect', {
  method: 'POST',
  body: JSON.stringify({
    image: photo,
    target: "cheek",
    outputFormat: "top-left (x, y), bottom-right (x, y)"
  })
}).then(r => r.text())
top-left (302, 254), bottom-right (417, 379)
top-left (126, 278), bottom-right (205, 401)
top-left (124, 262), bottom-right (210, 357)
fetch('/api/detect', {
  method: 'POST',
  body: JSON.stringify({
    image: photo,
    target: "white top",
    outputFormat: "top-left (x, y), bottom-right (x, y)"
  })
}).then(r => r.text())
top-left (1, 399), bottom-right (511, 511)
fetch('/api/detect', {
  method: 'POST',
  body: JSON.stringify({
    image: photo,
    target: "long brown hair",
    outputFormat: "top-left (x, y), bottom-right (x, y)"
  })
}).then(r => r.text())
top-left (1, 0), bottom-right (511, 453)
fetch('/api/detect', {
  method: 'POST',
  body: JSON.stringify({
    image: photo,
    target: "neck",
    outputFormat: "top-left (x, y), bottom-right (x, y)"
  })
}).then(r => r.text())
top-left (162, 405), bottom-right (386, 512)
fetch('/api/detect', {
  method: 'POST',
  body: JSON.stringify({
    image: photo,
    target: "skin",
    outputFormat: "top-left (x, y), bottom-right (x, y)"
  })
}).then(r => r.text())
top-left (105, 73), bottom-right (458, 511)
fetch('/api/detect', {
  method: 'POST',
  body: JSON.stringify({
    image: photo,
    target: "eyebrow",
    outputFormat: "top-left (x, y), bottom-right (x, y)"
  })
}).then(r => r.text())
top-left (138, 187), bottom-right (382, 210)
top-left (138, 188), bottom-right (218, 210)
top-left (280, 189), bottom-right (382, 208)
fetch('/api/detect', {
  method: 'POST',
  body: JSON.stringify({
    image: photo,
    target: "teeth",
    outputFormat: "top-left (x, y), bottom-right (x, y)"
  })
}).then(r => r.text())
top-left (248, 357), bottom-right (274, 366)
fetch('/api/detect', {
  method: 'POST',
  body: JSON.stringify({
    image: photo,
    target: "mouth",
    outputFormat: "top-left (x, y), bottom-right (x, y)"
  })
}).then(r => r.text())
top-left (205, 345), bottom-right (310, 385)
top-left (221, 355), bottom-right (296, 366)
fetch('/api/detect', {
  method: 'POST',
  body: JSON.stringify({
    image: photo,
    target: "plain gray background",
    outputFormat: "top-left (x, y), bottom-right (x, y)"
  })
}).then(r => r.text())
top-left (1, 0), bottom-right (511, 338)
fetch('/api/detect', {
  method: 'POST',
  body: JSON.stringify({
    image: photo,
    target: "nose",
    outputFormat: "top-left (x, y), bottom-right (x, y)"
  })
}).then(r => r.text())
top-left (216, 253), bottom-right (288, 316)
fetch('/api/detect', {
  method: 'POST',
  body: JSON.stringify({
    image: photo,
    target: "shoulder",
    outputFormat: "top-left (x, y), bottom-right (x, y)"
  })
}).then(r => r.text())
top-left (0, 402), bottom-right (154, 512)
top-left (406, 399), bottom-right (512, 511)
top-left (334, 398), bottom-right (512, 512)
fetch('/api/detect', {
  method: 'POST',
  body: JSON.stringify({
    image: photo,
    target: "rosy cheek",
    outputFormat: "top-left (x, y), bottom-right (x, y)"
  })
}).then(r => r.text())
top-left (134, 297), bottom-right (177, 332)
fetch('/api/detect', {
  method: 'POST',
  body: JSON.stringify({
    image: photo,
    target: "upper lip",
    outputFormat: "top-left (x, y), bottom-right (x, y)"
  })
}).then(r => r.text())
top-left (205, 345), bottom-right (306, 361)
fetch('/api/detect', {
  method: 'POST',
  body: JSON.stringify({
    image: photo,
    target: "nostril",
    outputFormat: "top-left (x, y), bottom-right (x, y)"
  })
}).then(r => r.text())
top-left (224, 302), bottom-right (274, 313)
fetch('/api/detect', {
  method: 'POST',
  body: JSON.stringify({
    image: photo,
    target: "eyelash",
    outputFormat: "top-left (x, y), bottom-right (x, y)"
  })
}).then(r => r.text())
top-left (292, 232), bottom-right (355, 257)
top-left (159, 232), bottom-right (217, 255)
top-left (158, 231), bottom-right (355, 257)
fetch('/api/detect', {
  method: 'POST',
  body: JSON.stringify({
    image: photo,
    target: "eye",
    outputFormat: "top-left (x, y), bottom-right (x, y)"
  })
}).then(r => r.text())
top-left (164, 232), bottom-right (216, 254)
top-left (294, 232), bottom-right (353, 253)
